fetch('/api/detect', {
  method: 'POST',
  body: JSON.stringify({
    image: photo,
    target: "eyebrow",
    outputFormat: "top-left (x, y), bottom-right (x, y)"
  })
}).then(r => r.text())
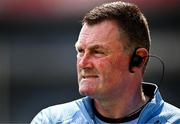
top-left (75, 43), bottom-right (108, 50)
top-left (89, 45), bottom-right (104, 50)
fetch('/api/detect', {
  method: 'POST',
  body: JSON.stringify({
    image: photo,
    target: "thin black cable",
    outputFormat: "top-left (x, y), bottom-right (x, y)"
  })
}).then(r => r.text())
top-left (147, 55), bottom-right (165, 89)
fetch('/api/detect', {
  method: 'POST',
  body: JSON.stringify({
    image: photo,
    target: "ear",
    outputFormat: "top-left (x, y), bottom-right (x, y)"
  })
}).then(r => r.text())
top-left (131, 48), bottom-right (149, 73)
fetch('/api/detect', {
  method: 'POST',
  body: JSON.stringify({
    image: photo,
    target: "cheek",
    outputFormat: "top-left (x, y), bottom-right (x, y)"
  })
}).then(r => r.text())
top-left (112, 55), bottom-right (130, 71)
top-left (96, 59), bottom-right (114, 79)
top-left (99, 57), bottom-right (125, 70)
top-left (98, 57), bottom-right (129, 80)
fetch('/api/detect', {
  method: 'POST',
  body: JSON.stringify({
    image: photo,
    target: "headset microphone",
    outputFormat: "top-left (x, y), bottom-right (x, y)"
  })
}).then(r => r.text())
top-left (129, 49), bottom-right (144, 73)
top-left (129, 48), bottom-right (165, 89)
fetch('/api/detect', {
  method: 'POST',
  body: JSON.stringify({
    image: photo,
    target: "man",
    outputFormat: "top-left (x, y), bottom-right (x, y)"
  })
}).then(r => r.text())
top-left (31, 1), bottom-right (180, 123)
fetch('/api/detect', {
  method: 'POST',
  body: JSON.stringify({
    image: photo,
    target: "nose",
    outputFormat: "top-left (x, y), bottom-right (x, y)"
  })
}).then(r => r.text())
top-left (78, 53), bottom-right (93, 69)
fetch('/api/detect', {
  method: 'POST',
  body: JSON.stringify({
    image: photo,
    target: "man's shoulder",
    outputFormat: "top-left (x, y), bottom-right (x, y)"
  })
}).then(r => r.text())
top-left (139, 87), bottom-right (180, 124)
top-left (31, 97), bottom-right (90, 124)
top-left (147, 102), bottom-right (180, 123)
top-left (46, 98), bottom-right (83, 112)
top-left (160, 102), bottom-right (180, 122)
top-left (42, 97), bottom-right (86, 119)
top-left (163, 102), bottom-right (180, 112)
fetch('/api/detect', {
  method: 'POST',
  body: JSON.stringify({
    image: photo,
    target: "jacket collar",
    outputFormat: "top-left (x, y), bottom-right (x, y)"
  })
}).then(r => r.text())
top-left (81, 82), bottom-right (163, 123)
top-left (138, 82), bottom-right (164, 123)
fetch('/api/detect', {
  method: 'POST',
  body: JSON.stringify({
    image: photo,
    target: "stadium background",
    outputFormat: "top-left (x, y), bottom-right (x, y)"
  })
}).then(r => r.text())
top-left (0, 0), bottom-right (179, 122)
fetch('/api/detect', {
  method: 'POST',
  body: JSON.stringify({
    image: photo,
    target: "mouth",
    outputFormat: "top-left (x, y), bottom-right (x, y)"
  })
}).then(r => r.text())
top-left (82, 75), bottom-right (99, 79)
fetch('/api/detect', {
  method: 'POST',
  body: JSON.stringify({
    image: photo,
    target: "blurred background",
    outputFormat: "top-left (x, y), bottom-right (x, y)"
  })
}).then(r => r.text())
top-left (0, 0), bottom-right (179, 123)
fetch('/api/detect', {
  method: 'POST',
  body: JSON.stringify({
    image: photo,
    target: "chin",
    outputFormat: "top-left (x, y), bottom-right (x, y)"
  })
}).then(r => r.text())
top-left (79, 87), bottom-right (95, 97)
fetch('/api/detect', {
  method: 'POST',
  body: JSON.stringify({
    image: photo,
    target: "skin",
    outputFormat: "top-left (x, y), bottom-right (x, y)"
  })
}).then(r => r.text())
top-left (75, 20), bottom-right (149, 119)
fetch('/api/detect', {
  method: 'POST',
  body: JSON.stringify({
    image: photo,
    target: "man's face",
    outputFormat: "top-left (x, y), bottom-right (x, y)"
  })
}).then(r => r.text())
top-left (75, 20), bottom-right (131, 99)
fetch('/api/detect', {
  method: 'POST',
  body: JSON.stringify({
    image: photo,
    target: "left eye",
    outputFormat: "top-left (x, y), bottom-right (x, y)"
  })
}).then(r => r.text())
top-left (93, 50), bottom-right (106, 57)
top-left (94, 50), bottom-right (104, 54)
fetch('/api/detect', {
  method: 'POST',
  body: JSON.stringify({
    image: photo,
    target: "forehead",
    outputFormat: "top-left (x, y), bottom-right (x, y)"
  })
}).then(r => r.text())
top-left (75, 20), bottom-right (127, 49)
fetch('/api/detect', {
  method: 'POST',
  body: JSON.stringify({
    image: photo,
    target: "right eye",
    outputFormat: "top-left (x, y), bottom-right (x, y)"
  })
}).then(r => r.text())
top-left (76, 48), bottom-right (84, 57)
top-left (77, 48), bottom-right (84, 53)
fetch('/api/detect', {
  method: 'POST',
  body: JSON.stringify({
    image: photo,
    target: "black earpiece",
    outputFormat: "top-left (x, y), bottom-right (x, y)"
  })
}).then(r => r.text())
top-left (129, 49), bottom-right (144, 73)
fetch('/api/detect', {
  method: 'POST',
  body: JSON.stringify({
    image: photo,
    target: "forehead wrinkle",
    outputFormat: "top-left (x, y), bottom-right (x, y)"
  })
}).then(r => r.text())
top-left (75, 41), bottom-right (109, 52)
top-left (78, 21), bottom-right (120, 43)
top-left (88, 44), bottom-right (108, 51)
top-left (75, 20), bottom-right (127, 52)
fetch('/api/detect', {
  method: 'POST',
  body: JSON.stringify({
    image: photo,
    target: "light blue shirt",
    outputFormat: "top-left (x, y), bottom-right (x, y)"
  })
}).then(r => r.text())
top-left (31, 82), bottom-right (180, 124)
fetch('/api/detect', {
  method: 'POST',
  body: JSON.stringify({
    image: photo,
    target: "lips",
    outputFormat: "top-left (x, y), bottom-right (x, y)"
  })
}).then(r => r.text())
top-left (82, 75), bottom-right (98, 79)
top-left (79, 70), bottom-right (99, 81)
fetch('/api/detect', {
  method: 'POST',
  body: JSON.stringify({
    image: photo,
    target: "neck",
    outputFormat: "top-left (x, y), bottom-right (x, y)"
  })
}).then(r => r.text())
top-left (94, 87), bottom-right (149, 119)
